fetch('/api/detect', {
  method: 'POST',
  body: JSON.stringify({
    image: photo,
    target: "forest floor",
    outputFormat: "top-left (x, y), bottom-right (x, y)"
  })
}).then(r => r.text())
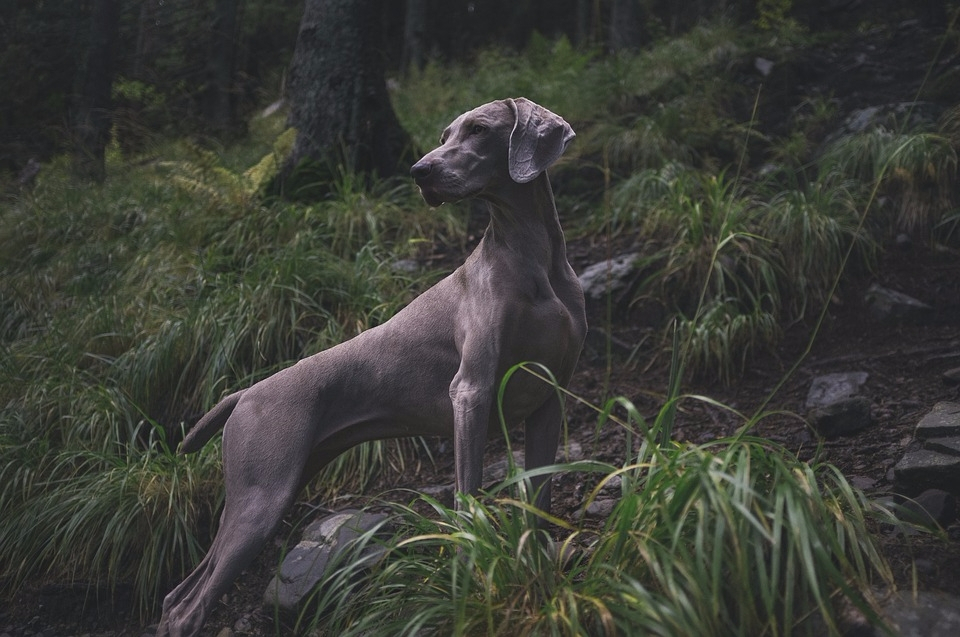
top-left (4, 15), bottom-right (960, 637)
top-left (6, 211), bottom-right (957, 637)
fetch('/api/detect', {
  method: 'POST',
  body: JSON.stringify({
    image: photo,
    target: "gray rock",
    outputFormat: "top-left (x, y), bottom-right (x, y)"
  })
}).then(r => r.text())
top-left (925, 438), bottom-right (960, 457)
top-left (833, 102), bottom-right (942, 138)
top-left (898, 489), bottom-right (958, 528)
top-left (232, 615), bottom-right (253, 634)
top-left (582, 498), bottom-right (617, 519)
top-left (864, 283), bottom-right (933, 323)
top-left (263, 509), bottom-right (390, 612)
top-left (882, 590), bottom-right (960, 637)
top-left (577, 253), bottom-right (639, 301)
top-left (483, 451), bottom-right (525, 487)
top-left (915, 402), bottom-right (960, 439)
top-left (808, 395), bottom-right (873, 438)
top-left (943, 367), bottom-right (960, 386)
top-left (848, 475), bottom-right (878, 490)
top-left (419, 483), bottom-right (455, 505)
top-left (754, 57), bottom-right (774, 77)
top-left (805, 371), bottom-right (869, 410)
top-left (893, 449), bottom-right (960, 497)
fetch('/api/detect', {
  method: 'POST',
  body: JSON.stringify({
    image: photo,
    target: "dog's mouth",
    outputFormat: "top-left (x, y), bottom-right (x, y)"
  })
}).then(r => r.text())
top-left (415, 184), bottom-right (446, 208)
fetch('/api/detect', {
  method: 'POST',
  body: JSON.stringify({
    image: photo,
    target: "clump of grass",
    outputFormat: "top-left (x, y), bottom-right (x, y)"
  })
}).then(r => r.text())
top-left (0, 122), bottom-right (461, 615)
top-left (605, 164), bottom-right (784, 381)
top-left (0, 422), bottom-right (223, 618)
top-left (293, 396), bottom-right (894, 637)
top-left (757, 166), bottom-right (877, 318)
top-left (821, 123), bottom-right (958, 239)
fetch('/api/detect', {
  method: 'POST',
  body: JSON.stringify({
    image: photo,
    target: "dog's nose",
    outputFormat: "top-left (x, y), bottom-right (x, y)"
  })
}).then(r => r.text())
top-left (410, 160), bottom-right (433, 180)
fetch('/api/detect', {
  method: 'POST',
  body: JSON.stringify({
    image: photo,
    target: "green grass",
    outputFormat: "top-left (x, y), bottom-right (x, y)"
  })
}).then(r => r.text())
top-left (290, 395), bottom-right (895, 637)
top-left (0, 119), bottom-right (461, 615)
top-left (2, 18), bottom-right (956, 621)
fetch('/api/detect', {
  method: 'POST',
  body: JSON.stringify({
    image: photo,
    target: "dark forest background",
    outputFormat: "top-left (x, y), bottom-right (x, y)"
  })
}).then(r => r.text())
top-left (2, 0), bottom-right (952, 184)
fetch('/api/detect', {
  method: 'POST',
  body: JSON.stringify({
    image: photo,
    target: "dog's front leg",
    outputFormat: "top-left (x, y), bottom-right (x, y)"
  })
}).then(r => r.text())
top-left (449, 381), bottom-right (493, 504)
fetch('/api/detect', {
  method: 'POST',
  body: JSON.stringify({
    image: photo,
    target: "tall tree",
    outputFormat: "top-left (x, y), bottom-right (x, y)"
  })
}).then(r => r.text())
top-left (72, 0), bottom-right (120, 182)
top-left (401, 0), bottom-right (427, 71)
top-left (203, 0), bottom-right (240, 135)
top-left (609, 0), bottom-right (644, 51)
top-left (283, 0), bottom-right (413, 192)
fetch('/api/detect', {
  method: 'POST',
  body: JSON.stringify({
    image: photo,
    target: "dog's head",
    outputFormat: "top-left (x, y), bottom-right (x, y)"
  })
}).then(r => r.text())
top-left (410, 98), bottom-right (575, 207)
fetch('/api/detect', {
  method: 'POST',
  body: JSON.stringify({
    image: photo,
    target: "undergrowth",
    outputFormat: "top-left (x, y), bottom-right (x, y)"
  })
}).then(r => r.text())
top-left (288, 388), bottom-right (898, 637)
top-left (1, 17), bottom-right (956, 623)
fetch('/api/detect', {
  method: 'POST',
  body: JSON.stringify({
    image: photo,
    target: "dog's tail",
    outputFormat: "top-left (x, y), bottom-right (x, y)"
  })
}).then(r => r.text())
top-left (179, 390), bottom-right (245, 454)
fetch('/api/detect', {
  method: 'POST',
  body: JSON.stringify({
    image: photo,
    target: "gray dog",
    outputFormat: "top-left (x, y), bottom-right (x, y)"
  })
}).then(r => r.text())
top-left (156, 97), bottom-right (586, 636)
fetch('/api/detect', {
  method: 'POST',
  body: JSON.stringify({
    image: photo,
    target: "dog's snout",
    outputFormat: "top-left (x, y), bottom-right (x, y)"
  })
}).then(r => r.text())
top-left (410, 160), bottom-right (433, 180)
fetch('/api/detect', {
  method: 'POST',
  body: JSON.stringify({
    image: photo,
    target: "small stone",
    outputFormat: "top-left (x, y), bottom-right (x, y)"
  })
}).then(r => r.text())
top-left (578, 253), bottom-right (640, 300)
top-left (894, 449), bottom-right (960, 496)
top-left (754, 57), bottom-right (774, 76)
top-left (898, 489), bottom-right (958, 527)
top-left (215, 628), bottom-right (234, 637)
top-left (808, 396), bottom-right (873, 438)
top-left (419, 483), bottom-right (455, 504)
top-left (600, 475), bottom-right (623, 493)
top-left (804, 372), bottom-right (868, 410)
top-left (583, 498), bottom-right (616, 518)
top-left (916, 402), bottom-right (960, 439)
top-left (925, 438), bottom-right (960, 457)
top-left (233, 615), bottom-right (252, 634)
top-left (943, 367), bottom-right (960, 386)
top-left (864, 283), bottom-right (933, 323)
top-left (848, 475), bottom-right (877, 490)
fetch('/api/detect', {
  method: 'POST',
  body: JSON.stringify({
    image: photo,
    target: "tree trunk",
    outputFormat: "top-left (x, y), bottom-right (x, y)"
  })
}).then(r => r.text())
top-left (204, 0), bottom-right (239, 136)
top-left (283, 0), bottom-right (414, 194)
top-left (575, 0), bottom-right (595, 47)
top-left (608, 0), bottom-right (643, 51)
top-left (72, 0), bottom-right (120, 182)
top-left (402, 0), bottom-right (427, 71)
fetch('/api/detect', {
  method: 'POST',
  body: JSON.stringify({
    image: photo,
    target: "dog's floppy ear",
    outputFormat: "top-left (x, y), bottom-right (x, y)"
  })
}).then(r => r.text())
top-left (507, 97), bottom-right (576, 184)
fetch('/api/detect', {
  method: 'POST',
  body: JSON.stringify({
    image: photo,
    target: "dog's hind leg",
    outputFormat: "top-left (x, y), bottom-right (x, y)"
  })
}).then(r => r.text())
top-left (523, 392), bottom-right (563, 513)
top-left (158, 475), bottom-right (301, 637)
top-left (160, 399), bottom-right (311, 637)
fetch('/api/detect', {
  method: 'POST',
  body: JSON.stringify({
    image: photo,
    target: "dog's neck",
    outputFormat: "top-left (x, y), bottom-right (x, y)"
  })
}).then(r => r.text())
top-left (478, 172), bottom-right (567, 267)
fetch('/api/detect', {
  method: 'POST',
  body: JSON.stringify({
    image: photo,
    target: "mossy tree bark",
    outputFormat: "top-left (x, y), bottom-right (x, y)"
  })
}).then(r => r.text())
top-left (282, 0), bottom-right (414, 197)
top-left (71, 0), bottom-right (119, 183)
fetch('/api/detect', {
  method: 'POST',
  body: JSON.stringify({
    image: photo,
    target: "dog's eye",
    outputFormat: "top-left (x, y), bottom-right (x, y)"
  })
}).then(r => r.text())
top-left (470, 124), bottom-right (486, 136)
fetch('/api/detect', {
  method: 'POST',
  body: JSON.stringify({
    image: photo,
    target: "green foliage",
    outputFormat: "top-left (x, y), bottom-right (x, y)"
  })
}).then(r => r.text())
top-left (0, 423), bottom-right (223, 616)
top-left (292, 396), bottom-right (894, 637)
top-left (0, 123), bottom-right (462, 614)
top-left (822, 125), bottom-right (959, 238)
top-left (2, 19), bottom-right (956, 621)
top-left (393, 34), bottom-right (599, 153)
